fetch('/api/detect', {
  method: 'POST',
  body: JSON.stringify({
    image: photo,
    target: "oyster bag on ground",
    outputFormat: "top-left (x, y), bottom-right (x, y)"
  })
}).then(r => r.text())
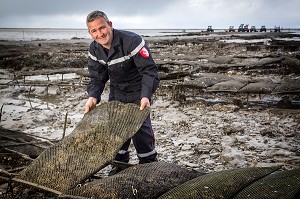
top-left (233, 168), bottom-right (300, 199)
top-left (158, 166), bottom-right (280, 199)
top-left (16, 101), bottom-right (150, 192)
top-left (66, 161), bottom-right (204, 199)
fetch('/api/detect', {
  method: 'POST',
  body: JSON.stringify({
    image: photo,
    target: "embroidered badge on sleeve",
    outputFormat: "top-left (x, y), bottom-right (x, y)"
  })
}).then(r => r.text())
top-left (139, 47), bottom-right (149, 58)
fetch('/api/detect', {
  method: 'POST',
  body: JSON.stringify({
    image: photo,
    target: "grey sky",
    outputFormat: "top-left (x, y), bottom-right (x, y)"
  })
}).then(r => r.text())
top-left (0, 0), bottom-right (299, 29)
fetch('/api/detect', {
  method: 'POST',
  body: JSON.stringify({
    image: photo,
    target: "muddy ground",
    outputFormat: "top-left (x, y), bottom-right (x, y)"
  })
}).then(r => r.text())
top-left (0, 31), bottom-right (300, 198)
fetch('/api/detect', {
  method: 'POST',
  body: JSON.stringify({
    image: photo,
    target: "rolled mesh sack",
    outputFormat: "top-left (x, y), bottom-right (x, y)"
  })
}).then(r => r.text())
top-left (65, 161), bottom-right (204, 199)
top-left (16, 101), bottom-right (150, 192)
top-left (233, 167), bottom-right (300, 199)
top-left (158, 166), bottom-right (280, 199)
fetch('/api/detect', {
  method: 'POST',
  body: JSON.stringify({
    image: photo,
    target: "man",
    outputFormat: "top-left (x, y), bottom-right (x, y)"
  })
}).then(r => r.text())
top-left (84, 11), bottom-right (160, 174)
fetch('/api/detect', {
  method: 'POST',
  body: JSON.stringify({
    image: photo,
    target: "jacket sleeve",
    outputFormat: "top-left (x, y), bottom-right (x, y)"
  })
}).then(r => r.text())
top-left (86, 44), bottom-right (109, 103)
top-left (132, 36), bottom-right (160, 101)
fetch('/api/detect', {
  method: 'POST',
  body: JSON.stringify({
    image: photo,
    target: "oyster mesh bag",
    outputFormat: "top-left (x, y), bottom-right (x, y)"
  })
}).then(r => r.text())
top-left (66, 161), bottom-right (204, 199)
top-left (158, 166), bottom-right (280, 199)
top-left (233, 168), bottom-right (300, 199)
top-left (17, 101), bottom-right (150, 192)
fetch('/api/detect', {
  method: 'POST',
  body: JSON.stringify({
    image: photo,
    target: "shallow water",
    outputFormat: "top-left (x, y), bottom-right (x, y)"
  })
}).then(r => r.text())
top-left (0, 28), bottom-right (199, 41)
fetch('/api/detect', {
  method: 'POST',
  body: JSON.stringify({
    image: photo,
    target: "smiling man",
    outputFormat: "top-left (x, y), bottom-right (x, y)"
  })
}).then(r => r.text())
top-left (84, 11), bottom-right (160, 175)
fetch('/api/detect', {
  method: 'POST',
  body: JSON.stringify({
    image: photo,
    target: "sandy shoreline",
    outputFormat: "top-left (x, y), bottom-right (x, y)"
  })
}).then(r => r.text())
top-left (0, 32), bottom-right (300, 176)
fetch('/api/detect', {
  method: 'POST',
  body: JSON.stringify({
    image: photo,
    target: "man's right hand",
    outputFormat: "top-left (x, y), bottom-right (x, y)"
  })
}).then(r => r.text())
top-left (84, 97), bottom-right (97, 113)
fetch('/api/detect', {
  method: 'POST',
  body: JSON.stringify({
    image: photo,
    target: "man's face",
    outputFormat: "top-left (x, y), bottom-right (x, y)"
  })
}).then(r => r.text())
top-left (87, 17), bottom-right (113, 49)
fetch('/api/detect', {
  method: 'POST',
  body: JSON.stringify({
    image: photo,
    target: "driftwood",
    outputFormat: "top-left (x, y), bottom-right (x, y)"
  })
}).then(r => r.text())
top-left (12, 177), bottom-right (62, 196)
top-left (2, 148), bottom-right (33, 161)
top-left (0, 169), bottom-right (18, 177)
top-left (7, 166), bottom-right (28, 173)
top-left (0, 104), bottom-right (3, 123)
top-left (1, 141), bottom-right (52, 148)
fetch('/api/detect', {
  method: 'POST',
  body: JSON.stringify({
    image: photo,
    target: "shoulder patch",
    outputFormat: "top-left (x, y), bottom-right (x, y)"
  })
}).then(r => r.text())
top-left (139, 47), bottom-right (149, 58)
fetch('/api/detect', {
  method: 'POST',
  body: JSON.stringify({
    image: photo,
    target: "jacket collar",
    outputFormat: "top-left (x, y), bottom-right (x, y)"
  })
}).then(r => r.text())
top-left (111, 29), bottom-right (120, 48)
top-left (107, 29), bottom-right (120, 58)
top-left (94, 29), bottom-right (120, 59)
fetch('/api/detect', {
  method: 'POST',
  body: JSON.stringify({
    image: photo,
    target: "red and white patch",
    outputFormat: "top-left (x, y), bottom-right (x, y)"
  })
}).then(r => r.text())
top-left (139, 47), bottom-right (149, 58)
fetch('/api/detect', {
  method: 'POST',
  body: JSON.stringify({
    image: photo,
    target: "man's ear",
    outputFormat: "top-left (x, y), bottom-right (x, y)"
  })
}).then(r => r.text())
top-left (108, 21), bottom-right (113, 27)
top-left (87, 29), bottom-right (93, 37)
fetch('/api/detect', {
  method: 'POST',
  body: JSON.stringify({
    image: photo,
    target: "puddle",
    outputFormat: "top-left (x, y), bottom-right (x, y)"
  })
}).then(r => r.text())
top-left (0, 70), bottom-right (87, 140)
top-left (1, 103), bottom-right (30, 113)
top-left (26, 93), bottom-right (64, 105)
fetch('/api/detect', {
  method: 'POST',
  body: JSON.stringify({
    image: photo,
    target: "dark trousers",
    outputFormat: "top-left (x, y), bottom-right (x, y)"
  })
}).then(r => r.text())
top-left (115, 114), bottom-right (157, 164)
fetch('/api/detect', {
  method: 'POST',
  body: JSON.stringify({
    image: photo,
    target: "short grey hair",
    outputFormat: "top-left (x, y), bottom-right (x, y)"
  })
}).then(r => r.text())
top-left (86, 10), bottom-right (110, 24)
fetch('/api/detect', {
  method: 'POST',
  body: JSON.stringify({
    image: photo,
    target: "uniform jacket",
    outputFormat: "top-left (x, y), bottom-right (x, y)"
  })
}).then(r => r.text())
top-left (87, 29), bottom-right (160, 104)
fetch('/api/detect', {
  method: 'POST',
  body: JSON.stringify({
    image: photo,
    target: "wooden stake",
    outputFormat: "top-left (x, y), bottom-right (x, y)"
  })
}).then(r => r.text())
top-left (12, 177), bottom-right (62, 196)
top-left (46, 84), bottom-right (49, 109)
top-left (62, 112), bottom-right (68, 140)
top-left (0, 103), bottom-right (3, 124)
top-left (28, 86), bottom-right (33, 109)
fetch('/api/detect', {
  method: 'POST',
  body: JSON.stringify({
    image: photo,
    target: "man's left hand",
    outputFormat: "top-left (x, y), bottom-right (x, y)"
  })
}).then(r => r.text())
top-left (140, 97), bottom-right (150, 110)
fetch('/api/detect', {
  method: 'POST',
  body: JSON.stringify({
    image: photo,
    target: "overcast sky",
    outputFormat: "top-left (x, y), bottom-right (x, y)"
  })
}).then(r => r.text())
top-left (0, 0), bottom-right (299, 29)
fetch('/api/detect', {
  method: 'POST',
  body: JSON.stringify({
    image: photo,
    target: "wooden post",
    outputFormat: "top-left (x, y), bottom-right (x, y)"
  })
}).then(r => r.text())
top-left (62, 112), bottom-right (68, 140)
top-left (28, 86), bottom-right (33, 109)
top-left (0, 103), bottom-right (3, 124)
top-left (46, 84), bottom-right (49, 109)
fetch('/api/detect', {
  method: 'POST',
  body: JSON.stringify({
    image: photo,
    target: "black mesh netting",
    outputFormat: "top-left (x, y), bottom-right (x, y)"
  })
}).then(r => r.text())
top-left (65, 161), bottom-right (204, 199)
top-left (233, 168), bottom-right (300, 199)
top-left (16, 101), bottom-right (150, 192)
top-left (158, 166), bottom-right (281, 199)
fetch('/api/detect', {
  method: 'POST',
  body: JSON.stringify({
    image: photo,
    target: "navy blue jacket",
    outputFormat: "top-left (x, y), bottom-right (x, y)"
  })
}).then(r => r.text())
top-left (87, 29), bottom-right (160, 104)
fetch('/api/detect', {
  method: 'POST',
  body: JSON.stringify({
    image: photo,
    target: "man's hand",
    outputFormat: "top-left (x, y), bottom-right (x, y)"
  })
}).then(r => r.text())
top-left (84, 97), bottom-right (97, 113)
top-left (140, 97), bottom-right (150, 110)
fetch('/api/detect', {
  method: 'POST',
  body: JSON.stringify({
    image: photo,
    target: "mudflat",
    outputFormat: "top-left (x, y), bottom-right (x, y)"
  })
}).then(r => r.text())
top-left (0, 31), bottom-right (299, 198)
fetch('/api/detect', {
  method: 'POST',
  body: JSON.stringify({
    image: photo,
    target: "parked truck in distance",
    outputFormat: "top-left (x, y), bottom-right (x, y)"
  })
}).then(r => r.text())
top-left (207, 26), bottom-right (214, 32)
top-left (250, 26), bottom-right (258, 32)
top-left (229, 26), bottom-right (235, 32)
top-left (238, 24), bottom-right (249, 32)
top-left (274, 26), bottom-right (281, 32)
top-left (260, 25), bottom-right (267, 32)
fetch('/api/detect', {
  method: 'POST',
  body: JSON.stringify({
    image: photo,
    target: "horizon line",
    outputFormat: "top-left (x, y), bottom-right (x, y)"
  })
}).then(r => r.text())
top-left (1, 27), bottom-right (300, 30)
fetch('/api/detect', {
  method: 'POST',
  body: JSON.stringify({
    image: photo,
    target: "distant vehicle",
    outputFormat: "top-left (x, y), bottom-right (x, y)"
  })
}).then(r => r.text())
top-left (229, 26), bottom-right (235, 32)
top-left (260, 25), bottom-right (267, 32)
top-left (238, 24), bottom-right (249, 32)
top-left (250, 26), bottom-right (257, 32)
top-left (207, 26), bottom-right (214, 32)
top-left (274, 26), bottom-right (281, 32)
top-left (244, 24), bottom-right (249, 32)
top-left (238, 24), bottom-right (244, 32)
